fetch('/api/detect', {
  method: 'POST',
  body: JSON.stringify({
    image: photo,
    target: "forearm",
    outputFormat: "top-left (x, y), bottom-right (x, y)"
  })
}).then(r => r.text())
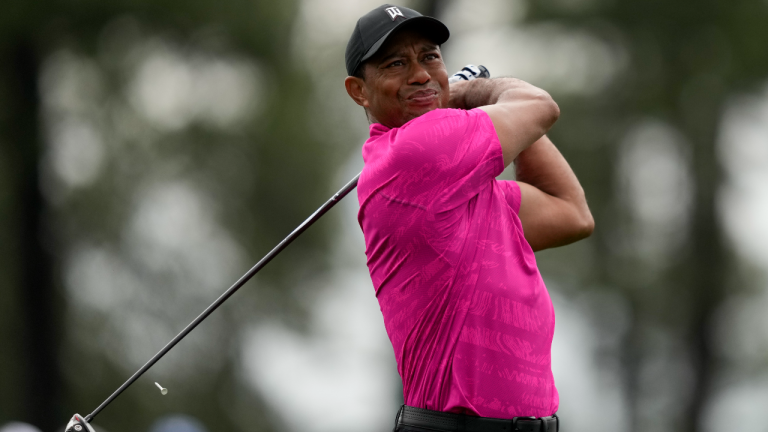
top-left (516, 136), bottom-right (594, 240)
top-left (515, 137), bottom-right (582, 200)
top-left (451, 77), bottom-right (559, 166)
top-left (449, 77), bottom-right (550, 110)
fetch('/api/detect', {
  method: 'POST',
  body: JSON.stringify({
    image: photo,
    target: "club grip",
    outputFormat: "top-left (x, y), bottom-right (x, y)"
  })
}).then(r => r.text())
top-left (449, 64), bottom-right (490, 84)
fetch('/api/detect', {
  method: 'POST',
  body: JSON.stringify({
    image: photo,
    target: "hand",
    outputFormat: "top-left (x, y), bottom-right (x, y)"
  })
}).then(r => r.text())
top-left (447, 80), bottom-right (472, 110)
top-left (446, 64), bottom-right (492, 109)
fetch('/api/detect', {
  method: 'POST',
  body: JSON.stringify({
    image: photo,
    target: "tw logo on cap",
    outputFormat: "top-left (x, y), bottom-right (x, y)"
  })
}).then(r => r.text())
top-left (385, 6), bottom-right (405, 20)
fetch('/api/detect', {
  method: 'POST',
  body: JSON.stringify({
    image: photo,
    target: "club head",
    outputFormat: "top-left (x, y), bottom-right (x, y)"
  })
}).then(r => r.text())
top-left (65, 414), bottom-right (96, 432)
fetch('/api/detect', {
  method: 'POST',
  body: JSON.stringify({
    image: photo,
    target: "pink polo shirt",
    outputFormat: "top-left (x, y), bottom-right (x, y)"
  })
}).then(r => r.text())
top-left (357, 108), bottom-right (558, 418)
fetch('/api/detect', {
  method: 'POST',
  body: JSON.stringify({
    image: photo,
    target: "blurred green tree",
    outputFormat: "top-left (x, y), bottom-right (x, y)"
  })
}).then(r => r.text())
top-left (0, 0), bottom-right (350, 430)
top-left (520, 0), bottom-right (768, 431)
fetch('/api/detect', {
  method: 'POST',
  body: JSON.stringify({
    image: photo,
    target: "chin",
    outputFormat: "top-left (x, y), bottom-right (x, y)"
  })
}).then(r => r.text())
top-left (405, 105), bottom-right (439, 122)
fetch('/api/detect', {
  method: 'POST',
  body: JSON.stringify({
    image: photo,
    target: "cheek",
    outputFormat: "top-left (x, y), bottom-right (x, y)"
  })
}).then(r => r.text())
top-left (387, 81), bottom-right (404, 100)
top-left (440, 89), bottom-right (450, 107)
top-left (371, 78), bottom-right (397, 100)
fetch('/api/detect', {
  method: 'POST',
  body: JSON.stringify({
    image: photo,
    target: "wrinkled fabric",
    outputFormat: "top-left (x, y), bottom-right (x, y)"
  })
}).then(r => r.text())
top-left (357, 108), bottom-right (558, 418)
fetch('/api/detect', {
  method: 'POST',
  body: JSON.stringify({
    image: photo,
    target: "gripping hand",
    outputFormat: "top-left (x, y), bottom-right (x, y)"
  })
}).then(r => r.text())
top-left (448, 64), bottom-right (490, 84)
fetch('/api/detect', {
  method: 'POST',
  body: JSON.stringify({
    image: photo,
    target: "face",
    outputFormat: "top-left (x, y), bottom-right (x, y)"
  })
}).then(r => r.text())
top-left (345, 29), bottom-right (450, 128)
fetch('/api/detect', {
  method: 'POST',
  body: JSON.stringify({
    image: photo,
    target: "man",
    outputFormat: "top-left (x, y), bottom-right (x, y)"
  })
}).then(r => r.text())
top-left (344, 5), bottom-right (594, 432)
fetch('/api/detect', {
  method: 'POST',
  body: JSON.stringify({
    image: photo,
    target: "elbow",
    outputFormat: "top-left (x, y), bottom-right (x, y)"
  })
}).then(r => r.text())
top-left (566, 190), bottom-right (594, 242)
top-left (535, 90), bottom-right (560, 130)
top-left (560, 213), bottom-right (593, 248)
top-left (573, 200), bottom-right (595, 240)
top-left (578, 211), bottom-right (595, 240)
top-left (546, 92), bottom-right (560, 125)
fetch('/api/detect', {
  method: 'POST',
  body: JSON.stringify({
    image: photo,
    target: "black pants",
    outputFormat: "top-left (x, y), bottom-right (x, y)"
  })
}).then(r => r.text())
top-left (393, 405), bottom-right (559, 432)
top-left (395, 426), bottom-right (439, 432)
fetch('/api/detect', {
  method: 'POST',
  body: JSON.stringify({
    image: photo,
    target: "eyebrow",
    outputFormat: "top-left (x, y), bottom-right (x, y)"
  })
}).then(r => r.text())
top-left (376, 43), bottom-right (440, 66)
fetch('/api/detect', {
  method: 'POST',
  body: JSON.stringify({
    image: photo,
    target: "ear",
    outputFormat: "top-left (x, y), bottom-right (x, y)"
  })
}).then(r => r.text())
top-left (345, 75), bottom-right (370, 108)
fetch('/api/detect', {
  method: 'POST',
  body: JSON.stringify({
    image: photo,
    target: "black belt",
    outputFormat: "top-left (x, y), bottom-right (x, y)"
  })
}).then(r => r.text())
top-left (395, 405), bottom-right (559, 432)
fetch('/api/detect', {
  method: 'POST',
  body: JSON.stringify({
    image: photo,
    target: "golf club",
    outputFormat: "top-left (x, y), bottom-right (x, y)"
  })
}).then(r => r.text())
top-left (65, 64), bottom-right (489, 430)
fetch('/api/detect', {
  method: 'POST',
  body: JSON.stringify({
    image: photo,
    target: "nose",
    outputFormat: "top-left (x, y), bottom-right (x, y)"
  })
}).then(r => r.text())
top-left (408, 62), bottom-right (431, 86)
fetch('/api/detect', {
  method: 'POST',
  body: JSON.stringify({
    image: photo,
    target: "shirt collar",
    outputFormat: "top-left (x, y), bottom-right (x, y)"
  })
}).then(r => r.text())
top-left (369, 122), bottom-right (391, 138)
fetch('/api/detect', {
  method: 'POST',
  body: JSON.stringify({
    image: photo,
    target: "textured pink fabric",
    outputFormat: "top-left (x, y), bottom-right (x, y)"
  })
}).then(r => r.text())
top-left (357, 108), bottom-right (558, 418)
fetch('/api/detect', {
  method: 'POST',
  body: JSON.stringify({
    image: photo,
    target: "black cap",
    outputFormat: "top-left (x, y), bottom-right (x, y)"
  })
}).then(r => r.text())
top-left (345, 4), bottom-right (450, 76)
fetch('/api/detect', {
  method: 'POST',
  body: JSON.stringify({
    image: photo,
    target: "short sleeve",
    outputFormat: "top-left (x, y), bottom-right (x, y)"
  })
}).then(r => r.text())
top-left (388, 108), bottom-right (504, 210)
top-left (497, 180), bottom-right (522, 214)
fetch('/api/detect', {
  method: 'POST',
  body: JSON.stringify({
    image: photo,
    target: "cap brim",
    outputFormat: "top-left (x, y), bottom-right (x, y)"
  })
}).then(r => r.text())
top-left (360, 16), bottom-right (450, 64)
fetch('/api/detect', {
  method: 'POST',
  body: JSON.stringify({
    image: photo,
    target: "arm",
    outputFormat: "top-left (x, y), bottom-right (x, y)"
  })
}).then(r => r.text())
top-left (449, 77), bottom-right (559, 166)
top-left (450, 78), bottom-right (592, 251)
top-left (515, 136), bottom-right (594, 251)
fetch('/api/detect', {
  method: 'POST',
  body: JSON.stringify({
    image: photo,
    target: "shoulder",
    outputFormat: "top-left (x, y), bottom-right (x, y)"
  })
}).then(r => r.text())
top-left (391, 108), bottom-right (490, 152)
top-left (400, 108), bottom-right (489, 135)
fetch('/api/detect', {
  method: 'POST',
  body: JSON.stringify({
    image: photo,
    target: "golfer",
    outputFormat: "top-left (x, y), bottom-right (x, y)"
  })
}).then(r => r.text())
top-left (345, 5), bottom-right (594, 432)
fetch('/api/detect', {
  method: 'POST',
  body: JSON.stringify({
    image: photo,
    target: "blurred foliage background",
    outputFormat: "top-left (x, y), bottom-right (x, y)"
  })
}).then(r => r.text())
top-left (1, 0), bottom-right (768, 431)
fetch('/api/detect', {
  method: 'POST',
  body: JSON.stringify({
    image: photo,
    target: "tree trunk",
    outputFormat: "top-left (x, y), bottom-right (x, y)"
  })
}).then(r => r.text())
top-left (2, 38), bottom-right (63, 430)
top-left (680, 84), bottom-right (728, 432)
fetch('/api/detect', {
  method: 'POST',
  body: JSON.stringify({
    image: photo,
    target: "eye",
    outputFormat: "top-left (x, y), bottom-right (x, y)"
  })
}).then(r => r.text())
top-left (388, 60), bottom-right (405, 67)
top-left (424, 53), bottom-right (440, 61)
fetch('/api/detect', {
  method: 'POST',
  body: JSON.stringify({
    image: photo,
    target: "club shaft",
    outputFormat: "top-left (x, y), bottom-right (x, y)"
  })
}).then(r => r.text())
top-left (85, 172), bottom-right (361, 422)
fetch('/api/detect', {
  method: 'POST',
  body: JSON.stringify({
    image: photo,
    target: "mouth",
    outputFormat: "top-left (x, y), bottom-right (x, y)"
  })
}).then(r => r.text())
top-left (406, 89), bottom-right (439, 106)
